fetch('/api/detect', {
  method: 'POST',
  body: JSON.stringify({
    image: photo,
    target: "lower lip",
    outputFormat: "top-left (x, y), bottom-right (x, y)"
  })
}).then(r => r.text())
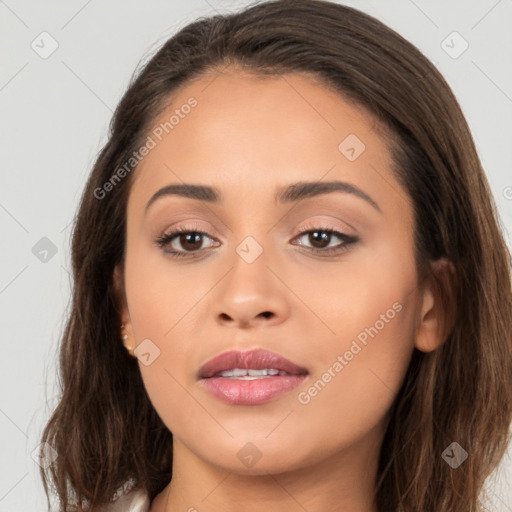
top-left (200, 375), bottom-right (308, 405)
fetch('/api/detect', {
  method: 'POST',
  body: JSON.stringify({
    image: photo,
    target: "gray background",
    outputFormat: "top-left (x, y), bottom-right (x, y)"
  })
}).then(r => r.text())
top-left (1, 0), bottom-right (511, 510)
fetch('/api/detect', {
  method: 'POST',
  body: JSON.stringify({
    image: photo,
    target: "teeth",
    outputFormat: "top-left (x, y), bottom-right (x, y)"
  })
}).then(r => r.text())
top-left (216, 368), bottom-right (288, 378)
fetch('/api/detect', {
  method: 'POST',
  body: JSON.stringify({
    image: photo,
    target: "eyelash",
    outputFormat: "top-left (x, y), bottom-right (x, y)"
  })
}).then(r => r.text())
top-left (153, 223), bottom-right (358, 259)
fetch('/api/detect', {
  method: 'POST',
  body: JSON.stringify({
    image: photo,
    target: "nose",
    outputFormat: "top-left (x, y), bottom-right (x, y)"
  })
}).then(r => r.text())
top-left (218, 309), bottom-right (276, 329)
top-left (213, 253), bottom-right (290, 330)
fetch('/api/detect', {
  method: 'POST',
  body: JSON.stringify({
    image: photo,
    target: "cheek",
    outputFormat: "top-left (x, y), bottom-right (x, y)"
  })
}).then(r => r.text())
top-left (297, 300), bottom-right (416, 442)
top-left (122, 252), bottom-right (193, 426)
top-left (124, 236), bottom-right (197, 341)
top-left (284, 290), bottom-right (417, 474)
top-left (292, 243), bottom-right (418, 436)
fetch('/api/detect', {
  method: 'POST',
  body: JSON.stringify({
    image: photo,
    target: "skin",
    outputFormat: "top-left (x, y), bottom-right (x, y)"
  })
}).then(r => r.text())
top-left (113, 68), bottom-right (448, 512)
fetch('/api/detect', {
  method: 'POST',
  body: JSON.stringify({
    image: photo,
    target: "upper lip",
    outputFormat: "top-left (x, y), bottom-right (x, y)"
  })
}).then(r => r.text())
top-left (198, 348), bottom-right (309, 379)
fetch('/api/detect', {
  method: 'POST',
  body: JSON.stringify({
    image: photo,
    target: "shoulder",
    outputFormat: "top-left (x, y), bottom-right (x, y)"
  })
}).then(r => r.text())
top-left (95, 487), bottom-right (151, 512)
top-left (67, 479), bottom-right (151, 512)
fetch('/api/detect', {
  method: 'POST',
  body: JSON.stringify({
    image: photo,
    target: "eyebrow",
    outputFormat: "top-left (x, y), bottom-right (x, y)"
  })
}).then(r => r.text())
top-left (144, 180), bottom-right (381, 214)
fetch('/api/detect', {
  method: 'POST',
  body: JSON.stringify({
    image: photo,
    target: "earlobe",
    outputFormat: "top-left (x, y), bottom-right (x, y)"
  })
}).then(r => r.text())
top-left (414, 258), bottom-right (457, 353)
top-left (113, 264), bottom-right (136, 357)
top-left (414, 283), bottom-right (438, 352)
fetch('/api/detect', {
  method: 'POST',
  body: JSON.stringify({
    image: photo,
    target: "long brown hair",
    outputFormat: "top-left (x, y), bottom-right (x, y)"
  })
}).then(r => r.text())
top-left (39, 1), bottom-right (512, 510)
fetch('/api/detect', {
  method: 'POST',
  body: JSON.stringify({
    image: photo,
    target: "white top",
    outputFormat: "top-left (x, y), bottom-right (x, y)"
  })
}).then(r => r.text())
top-left (66, 478), bottom-right (151, 512)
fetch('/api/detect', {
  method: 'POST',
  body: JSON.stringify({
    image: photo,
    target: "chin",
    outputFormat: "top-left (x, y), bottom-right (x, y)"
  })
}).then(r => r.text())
top-left (196, 438), bottom-right (317, 476)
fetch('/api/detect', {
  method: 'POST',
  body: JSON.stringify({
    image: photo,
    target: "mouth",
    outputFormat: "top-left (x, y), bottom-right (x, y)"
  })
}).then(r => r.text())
top-left (198, 348), bottom-right (309, 405)
top-left (211, 368), bottom-right (298, 379)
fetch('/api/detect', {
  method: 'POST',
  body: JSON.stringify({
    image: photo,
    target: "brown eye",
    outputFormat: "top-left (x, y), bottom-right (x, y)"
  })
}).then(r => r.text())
top-left (154, 226), bottom-right (219, 258)
top-left (177, 232), bottom-right (203, 251)
top-left (306, 230), bottom-right (333, 249)
top-left (293, 228), bottom-right (358, 256)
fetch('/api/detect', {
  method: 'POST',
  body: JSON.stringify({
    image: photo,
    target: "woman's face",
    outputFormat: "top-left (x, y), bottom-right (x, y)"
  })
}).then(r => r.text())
top-left (116, 69), bottom-right (435, 475)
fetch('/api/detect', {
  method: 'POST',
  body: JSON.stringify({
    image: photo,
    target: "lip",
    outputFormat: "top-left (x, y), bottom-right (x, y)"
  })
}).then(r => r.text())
top-left (198, 348), bottom-right (308, 379)
top-left (198, 348), bottom-right (309, 405)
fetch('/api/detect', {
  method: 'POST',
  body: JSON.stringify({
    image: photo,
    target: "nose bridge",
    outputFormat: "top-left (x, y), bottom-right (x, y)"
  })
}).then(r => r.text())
top-left (227, 231), bottom-right (272, 298)
top-left (211, 228), bottom-right (290, 328)
top-left (224, 188), bottom-right (276, 267)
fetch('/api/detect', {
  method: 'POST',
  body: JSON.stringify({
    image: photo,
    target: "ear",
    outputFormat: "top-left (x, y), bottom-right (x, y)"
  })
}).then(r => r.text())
top-left (113, 264), bottom-right (132, 331)
top-left (414, 258), bottom-right (457, 353)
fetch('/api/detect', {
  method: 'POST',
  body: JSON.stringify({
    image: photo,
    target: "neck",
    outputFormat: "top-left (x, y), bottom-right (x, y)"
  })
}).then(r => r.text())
top-left (152, 427), bottom-right (383, 512)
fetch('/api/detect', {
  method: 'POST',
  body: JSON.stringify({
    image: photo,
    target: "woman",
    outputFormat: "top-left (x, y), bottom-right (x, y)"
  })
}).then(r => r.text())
top-left (39, 1), bottom-right (512, 511)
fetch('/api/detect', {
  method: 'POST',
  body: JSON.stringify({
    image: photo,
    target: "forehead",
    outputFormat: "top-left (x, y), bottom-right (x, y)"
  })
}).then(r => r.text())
top-left (129, 69), bottom-right (398, 213)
